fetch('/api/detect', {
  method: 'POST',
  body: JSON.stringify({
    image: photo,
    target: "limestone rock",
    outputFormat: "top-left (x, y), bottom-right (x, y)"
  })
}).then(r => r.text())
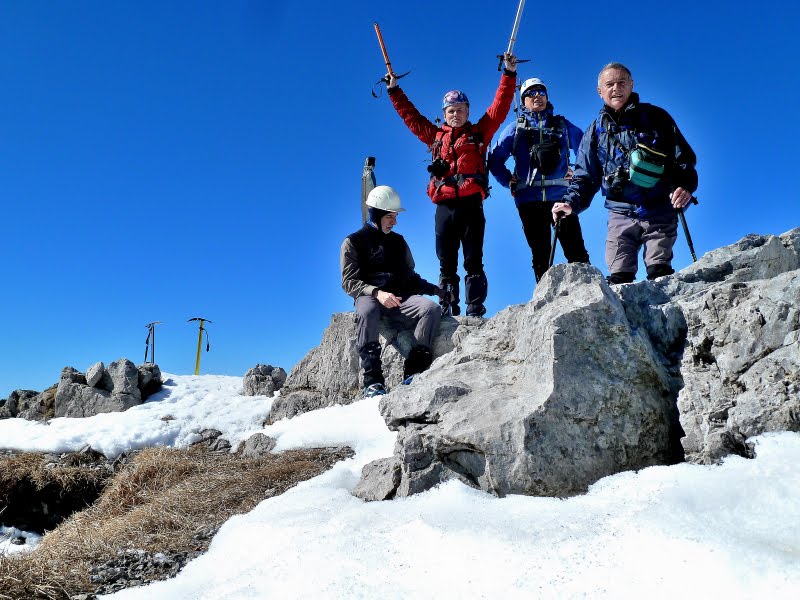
top-left (237, 432), bottom-right (277, 457)
top-left (242, 364), bottom-right (287, 397)
top-left (86, 361), bottom-right (105, 388)
top-left (355, 228), bottom-right (800, 498)
top-left (138, 363), bottom-right (163, 400)
top-left (0, 385), bottom-right (58, 421)
top-left (352, 457), bottom-right (401, 501)
top-left (266, 312), bottom-right (484, 424)
top-left (55, 359), bottom-right (145, 418)
top-left (372, 264), bottom-right (678, 499)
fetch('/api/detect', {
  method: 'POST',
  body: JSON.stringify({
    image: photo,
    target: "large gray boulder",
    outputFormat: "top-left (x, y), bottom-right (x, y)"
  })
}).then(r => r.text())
top-left (55, 359), bottom-right (161, 418)
top-left (355, 228), bottom-right (800, 499)
top-left (243, 364), bottom-right (287, 397)
top-left (266, 312), bottom-right (485, 424)
top-left (367, 264), bottom-right (679, 499)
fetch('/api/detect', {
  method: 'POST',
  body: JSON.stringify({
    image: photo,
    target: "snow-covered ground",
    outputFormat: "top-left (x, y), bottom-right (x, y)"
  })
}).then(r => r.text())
top-left (1, 374), bottom-right (798, 599)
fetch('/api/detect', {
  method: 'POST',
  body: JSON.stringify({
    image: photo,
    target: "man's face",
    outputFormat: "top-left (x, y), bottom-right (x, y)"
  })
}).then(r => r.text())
top-left (443, 103), bottom-right (469, 128)
top-left (380, 212), bottom-right (398, 233)
top-left (523, 88), bottom-right (548, 112)
top-left (598, 68), bottom-right (633, 111)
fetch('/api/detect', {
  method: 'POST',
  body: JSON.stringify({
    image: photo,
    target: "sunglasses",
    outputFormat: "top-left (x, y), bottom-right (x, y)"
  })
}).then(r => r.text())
top-left (523, 89), bottom-right (547, 98)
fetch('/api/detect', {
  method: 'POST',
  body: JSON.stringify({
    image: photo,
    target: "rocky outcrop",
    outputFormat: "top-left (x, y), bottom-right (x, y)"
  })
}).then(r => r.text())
top-left (266, 313), bottom-right (485, 424)
top-left (354, 229), bottom-right (800, 500)
top-left (54, 360), bottom-right (162, 419)
top-left (242, 364), bottom-right (287, 397)
top-left (625, 231), bottom-right (800, 464)
top-left (0, 385), bottom-right (58, 421)
top-left (2, 362), bottom-right (162, 422)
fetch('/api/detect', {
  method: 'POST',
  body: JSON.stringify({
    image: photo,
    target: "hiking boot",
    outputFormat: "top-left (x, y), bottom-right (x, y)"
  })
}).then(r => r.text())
top-left (403, 345), bottom-right (433, 380)
top-left (442, 303), bottom-right (461, 316)
top-left (363, 383), bottom-right (387, 398)
top-left (465, 303), bottom-right (486, 317)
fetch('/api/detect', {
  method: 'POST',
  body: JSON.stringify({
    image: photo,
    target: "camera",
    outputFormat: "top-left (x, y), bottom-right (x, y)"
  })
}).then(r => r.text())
top-left (604, 166), bottom-right (629, 197)
top-left (427, 158), bottom-right (450, 178)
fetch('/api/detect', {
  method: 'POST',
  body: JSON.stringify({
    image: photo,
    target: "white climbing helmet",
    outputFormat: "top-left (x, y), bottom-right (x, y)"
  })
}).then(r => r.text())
top-left (520, 77), bottom-right (547, 100)
top-left (366, 185), bottom-right (406, 213)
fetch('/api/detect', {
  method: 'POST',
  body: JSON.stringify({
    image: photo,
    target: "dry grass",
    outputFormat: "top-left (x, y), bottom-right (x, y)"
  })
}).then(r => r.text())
top-left (0, 445), bottom-right (352, 599)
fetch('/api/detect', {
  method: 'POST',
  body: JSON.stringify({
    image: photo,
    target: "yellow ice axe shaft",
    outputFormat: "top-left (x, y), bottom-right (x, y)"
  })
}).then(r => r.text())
top-left (194, 319), bottom-right (205, 375)
top-left (189, 317), bottom-right (212, 375)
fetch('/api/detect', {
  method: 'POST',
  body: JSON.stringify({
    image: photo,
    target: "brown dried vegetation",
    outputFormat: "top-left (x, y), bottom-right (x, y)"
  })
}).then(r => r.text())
top-left (0, 445), bottom-right (352, 599)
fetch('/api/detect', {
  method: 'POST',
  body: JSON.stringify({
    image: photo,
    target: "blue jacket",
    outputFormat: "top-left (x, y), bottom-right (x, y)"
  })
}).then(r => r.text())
top-left (563, 93), bottom-right (698, 219)
top-left (488, 104), bottom-right (583, 205)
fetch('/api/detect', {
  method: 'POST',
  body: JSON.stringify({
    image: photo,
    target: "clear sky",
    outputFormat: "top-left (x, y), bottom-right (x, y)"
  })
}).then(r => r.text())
top-left (1, 0), bottom-right (798, 397)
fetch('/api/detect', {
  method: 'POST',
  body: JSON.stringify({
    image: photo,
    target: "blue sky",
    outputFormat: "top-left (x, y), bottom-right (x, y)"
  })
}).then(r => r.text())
top-left (1, 0), bottom-right (798, 398)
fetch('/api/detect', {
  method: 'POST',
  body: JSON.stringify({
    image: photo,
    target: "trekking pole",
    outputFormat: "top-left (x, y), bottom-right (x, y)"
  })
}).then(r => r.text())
top-left (372, 22), bottom-right (410, 97)
top-left (496, 0), bottom-right (530, 70)
top-left (549, 214), bottom-right (562, 270)
top-left (678, 196), bottom-right (700, 262)
top-left (188, 317), bottom-right (211, 375)
top-left (144, 321), bottom-right (162, 364)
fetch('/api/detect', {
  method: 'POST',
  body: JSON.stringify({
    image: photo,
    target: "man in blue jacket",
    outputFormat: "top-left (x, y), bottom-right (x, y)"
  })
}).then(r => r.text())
top-left (552, 63), bottom-right (697, 284)
top-left (489, 77), bottom-right (590, 282)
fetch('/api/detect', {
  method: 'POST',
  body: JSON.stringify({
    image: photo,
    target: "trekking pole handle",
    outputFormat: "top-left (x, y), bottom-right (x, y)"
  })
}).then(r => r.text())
top-left (373, 22), bottom-right (395, 78)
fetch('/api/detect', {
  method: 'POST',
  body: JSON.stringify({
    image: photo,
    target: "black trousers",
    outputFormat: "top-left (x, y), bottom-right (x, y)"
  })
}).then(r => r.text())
top-left (517, 201), bottom-right (589, 282)
top-left (434, 194), bottom-right (487, 306)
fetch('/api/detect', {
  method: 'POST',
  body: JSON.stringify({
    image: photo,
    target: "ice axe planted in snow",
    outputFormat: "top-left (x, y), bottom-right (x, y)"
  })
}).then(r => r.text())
top-left (372, 22), bottom-right (410, 97)
top-left (496, 0), bottom-right (530, 70)
top-left (188, 317), bottom-right (211, 375)
top-left (144, 321), bottom-right (162, 364)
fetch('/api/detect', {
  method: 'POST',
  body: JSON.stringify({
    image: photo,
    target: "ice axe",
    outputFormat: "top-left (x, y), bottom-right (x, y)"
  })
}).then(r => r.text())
top-left (144, 321), bottom-right (162, 364)
top-left (497, 0), bottom-right (530, 70)
top-left (548, 213), bottom-right (563, 271)
top-left (372, 22), bottom-right (410, 97)
top-left (678, 196), bottom-right (700, 262)
top-left (188, 317), bottom-right (211, 375)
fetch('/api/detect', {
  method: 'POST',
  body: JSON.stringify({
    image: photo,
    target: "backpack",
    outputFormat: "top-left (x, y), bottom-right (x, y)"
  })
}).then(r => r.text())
top-left (429, 126), bottom-right (490, 194)
top-left (514, 115), bottom-right (569, 177)
top-left (595, 106), bottom-right (668, 189)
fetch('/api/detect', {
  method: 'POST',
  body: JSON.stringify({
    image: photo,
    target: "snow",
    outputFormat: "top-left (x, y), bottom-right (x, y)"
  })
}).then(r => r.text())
top-left (0, 374), bottom-right (798, 598)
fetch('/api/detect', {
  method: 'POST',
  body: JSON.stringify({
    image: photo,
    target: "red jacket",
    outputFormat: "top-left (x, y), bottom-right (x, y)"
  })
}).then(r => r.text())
top-left (389, 72), bottom-right (516, 204)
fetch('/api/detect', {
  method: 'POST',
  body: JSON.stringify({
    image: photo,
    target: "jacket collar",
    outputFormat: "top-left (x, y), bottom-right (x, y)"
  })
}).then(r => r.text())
top-left (601, 92), bottom-right (640, 120)
top-left (521, 103), bottom-right (554, 122)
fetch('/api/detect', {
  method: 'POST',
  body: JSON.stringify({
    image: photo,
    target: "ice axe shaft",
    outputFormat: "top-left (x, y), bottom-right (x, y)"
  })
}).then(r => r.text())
top-left (506, 0), bottom-right (526, 54)
top-left (679, 196), bottom-right (699, 262)
top-left (372, 22), bottom-right (410, 95)
top-left (374, 22), bottom-right (394, 77)
top-left (497, 0), bottom-right (527, 70)
top-left (188, 317), bottom-right (212, 375)
top-left (549, 215), bottom-right (562, 269)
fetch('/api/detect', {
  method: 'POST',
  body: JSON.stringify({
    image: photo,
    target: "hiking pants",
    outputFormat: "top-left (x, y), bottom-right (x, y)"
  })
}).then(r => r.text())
top-left (355, 294), bottom-right (441, 351)
top-left (516, 201), bottom-right (590, 282)
top-left (606, 211), bottom-right (678, 277)
top-left (434, 194), bottom-right (487, 306)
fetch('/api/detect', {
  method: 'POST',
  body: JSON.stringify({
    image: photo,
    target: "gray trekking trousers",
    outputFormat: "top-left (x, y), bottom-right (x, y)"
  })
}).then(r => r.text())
top-left (355, 294), bottom-right (441, 351)
top-left (606, 211), bottom-right (678, 276)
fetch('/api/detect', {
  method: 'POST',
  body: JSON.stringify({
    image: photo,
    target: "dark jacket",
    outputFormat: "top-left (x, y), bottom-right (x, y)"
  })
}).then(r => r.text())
top-left (340, 223), bottom-right (438, 300)
top-left (388, 72), bottom-right (516, 204)
top-left (563, 93), bottom-right (698, 219)
top-left (489, 104), bottom-right (584, 205)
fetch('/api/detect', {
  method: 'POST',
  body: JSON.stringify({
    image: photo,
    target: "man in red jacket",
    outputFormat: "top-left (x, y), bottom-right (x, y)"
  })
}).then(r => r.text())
top-left (386, 52), bottom-right (517, 317)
